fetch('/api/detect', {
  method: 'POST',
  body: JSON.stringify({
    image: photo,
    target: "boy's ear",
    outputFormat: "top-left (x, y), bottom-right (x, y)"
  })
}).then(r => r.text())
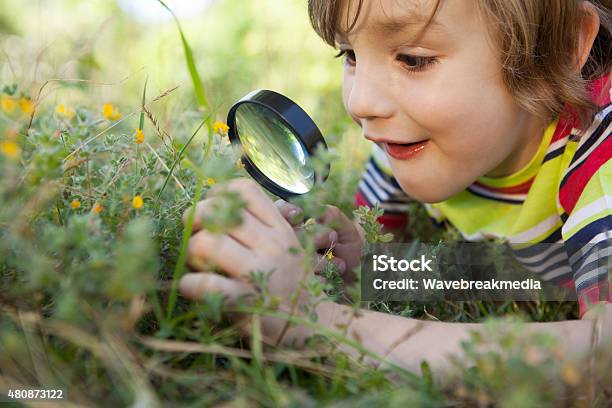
top-left (575, 1), bottom-right (601, 72)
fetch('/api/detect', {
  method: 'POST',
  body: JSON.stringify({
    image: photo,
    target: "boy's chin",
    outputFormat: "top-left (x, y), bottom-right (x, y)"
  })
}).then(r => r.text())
top-left (398, 180), bottom-right (468, 204)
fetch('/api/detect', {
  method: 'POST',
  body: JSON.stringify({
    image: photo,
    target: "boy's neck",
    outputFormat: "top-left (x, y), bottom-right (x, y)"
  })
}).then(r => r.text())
top-left (484, 115), bottom-right (550, 179)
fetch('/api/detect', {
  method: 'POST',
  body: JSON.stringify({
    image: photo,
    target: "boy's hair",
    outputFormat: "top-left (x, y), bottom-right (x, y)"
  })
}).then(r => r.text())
top-left (308, 0), bottom-right (612, 130)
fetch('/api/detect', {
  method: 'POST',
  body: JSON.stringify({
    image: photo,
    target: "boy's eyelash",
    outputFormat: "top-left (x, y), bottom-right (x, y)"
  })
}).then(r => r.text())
top-left (396, 54), bottom-right (439, 72)
top-left (334, 49), bottom-right (438, 73)
top-left (334, 49), bottom-right (354, 63)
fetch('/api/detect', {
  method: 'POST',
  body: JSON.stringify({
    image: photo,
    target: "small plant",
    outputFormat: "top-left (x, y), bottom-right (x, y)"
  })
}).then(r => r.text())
top-left (354, 204), bottom-right (394, 243)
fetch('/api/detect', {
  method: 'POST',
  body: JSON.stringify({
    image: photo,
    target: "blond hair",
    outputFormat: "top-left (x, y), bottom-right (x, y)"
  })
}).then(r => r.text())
top-left (308, 0), bottom-right (612, 130)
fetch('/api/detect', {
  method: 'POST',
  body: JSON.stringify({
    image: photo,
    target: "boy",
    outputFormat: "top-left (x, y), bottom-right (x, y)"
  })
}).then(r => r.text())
top-left (180, 0), bottom-right (611, 373)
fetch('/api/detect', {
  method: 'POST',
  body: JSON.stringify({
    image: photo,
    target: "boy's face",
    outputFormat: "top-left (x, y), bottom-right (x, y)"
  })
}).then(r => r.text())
top-left (337, 0), bottom-right (549, 202)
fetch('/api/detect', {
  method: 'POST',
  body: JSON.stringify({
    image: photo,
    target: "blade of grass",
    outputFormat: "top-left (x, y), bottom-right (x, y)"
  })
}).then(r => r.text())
top-left (155, 114), bottom-right (209, 205)
top-left (156, 0), bottom-right (208, 110)
top-left (139, 75), bottom-right (148, 131)
top-left (155, 1), bottom-right (216, 161)
top-left (135, 75), bottom-right (148, 193)
top-left (165, 165), bottom-right (204, 321)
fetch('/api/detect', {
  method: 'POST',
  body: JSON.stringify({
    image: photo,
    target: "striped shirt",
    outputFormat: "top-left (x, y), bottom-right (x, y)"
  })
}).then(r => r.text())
top-left (355, 73), bottom-right (611, 317)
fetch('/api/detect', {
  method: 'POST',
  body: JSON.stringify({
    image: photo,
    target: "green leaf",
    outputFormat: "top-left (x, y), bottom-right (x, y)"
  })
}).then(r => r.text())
top-left (156, 0), bottom-right (208, 109)
top-left (139, 75), bottom-right (148, 131)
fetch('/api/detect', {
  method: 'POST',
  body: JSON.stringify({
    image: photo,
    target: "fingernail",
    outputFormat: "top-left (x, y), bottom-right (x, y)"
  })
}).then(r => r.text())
top-left (329, 230), bottom-right (338, 244)
top-left (289, 208), bottom-right (303, 223)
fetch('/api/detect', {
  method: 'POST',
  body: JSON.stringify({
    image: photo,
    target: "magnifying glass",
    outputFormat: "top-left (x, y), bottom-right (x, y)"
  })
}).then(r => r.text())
top-left (227, 89), bottom-right (329, 199)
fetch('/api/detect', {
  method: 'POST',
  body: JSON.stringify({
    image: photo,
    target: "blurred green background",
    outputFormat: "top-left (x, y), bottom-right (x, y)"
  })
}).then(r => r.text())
top-left (0, 0), bottom-right (370, 163)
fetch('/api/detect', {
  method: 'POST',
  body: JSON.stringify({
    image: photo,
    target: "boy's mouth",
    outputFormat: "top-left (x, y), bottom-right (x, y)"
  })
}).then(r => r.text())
top-left (384, 140), bottom-right (429, 160)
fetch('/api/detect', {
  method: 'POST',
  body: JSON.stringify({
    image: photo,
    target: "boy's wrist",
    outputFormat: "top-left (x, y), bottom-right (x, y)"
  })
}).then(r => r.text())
top-left (314, 301), bottom-right (359, 336)
top-left (315, 300), bottom-right (342, 331)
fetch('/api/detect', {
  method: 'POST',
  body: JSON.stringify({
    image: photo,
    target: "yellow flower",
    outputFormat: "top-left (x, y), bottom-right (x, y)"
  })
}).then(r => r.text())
top-left (1, 95), bottom-right (16, 113)
top-left (132, 194), bottom-right (144, 209)
top-left (19, 98), bottom-right (34, 115)
top-left (206, 177), bottom-right (216, 186)
top-left (70, 199), bottom-right (81, 209)
top-left (0, 141), bottom-right (20, 158)
top-left (92, 202), bottom-right (103, 214)
top-left (56, 104), bottom-right (75, 119)
top-left (102, 103), bottom-right (113, 118)
top-left (134, 128), bottom-right (144, 144)
top-left (102, 103), bottom-right (121, 121)
top-left (213, 121), bottom-right (229, 135)
top-left (326, 250), bottom-right (334, 261)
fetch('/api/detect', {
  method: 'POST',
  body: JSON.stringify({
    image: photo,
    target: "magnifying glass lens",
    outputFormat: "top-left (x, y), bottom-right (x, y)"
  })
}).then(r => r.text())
top-left (235, 103), bottom-right (314, 194)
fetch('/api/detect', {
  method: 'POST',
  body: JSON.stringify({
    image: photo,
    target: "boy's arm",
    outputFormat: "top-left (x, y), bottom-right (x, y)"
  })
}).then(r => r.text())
top-left (557, 80), bottom-right (611, 318)
top-left (315, 300), bottom-right (602, 376)
top-left (558, 137), bottom-right (611, 318)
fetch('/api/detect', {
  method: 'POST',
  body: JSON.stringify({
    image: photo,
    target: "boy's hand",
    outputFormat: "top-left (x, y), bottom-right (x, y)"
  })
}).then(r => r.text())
top-left (179, 178), bottom-right (321, 346)
top-left (275, 200), bottom-right (364, 286)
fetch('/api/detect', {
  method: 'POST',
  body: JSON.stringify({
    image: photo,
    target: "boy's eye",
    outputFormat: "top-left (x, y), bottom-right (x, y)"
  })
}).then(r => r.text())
top-left (334, 49), bottom-right (356, 66)
top-left (333, 49), bottom-right (438, 73)
top-left (396, 54), bottom-right (438, 73)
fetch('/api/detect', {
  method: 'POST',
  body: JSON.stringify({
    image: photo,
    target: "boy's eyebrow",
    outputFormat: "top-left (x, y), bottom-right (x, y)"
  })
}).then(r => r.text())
top-left (374, 17), bottom-right (445, 35)
top-left (335, 14), bottom-right (446, 42)
top-left (376, 16), bottom-right (446, 36)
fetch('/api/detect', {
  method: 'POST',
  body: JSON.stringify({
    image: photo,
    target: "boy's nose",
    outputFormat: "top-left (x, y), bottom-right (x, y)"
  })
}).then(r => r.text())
top-left (345, 65), bottom-right (394, 122)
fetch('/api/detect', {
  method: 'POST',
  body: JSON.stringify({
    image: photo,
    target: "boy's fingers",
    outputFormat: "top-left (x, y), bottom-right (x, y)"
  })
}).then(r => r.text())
top-left (186, 254), bottom-right (214, 272)
top-left (183, 199), bottom-right (213, 232)
top-left (228, 210), bottom-right (275, 250)
top-left (317, 205), bottom-right (360, 243)
top-left (313, 254), bottom-right (326, 274)
top-left (202, 202), bottom-right (274, 250)
top-left (332, 256), bottom-right (346, 274)
top-left (182, 204), bottom-right (197, 229)
top-left (186, 199), bottom-right (274, 250)
top-left (188, 229), bottom-right (254, 278)
top-left (210, 178), bottom-right (287, 229)
top-left (313, 253), bottom-right (346, 275)
top-left (180, 272), bottom-right (255, 305)
top-left (274, 199), bottom-right (304, 226)
top-left (183, 197), bottom-right (242, 234)
top-left (313, 227), bottom-right (338, 250)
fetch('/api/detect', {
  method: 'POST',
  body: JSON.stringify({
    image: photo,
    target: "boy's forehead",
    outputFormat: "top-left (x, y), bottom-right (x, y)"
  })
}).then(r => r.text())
top-left (335, 0), bottom-right (447, 42)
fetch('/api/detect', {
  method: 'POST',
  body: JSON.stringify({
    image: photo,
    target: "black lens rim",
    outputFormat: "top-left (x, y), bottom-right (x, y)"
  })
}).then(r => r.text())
top-left (227, 89), bottom-right (329, 199)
